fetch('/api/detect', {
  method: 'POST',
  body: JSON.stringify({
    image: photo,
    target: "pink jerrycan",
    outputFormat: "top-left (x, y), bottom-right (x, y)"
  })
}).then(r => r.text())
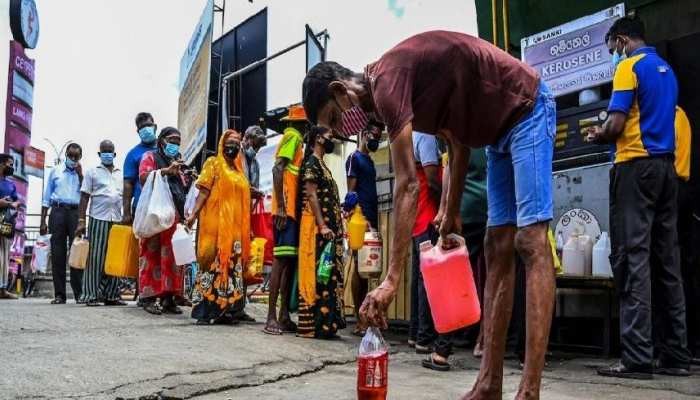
top-left (419, 233), bottom-right (481, 333)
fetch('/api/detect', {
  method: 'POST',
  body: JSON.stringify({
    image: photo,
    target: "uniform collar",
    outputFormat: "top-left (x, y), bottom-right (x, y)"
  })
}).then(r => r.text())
top-left (630, 46), bottom-right (655, 57)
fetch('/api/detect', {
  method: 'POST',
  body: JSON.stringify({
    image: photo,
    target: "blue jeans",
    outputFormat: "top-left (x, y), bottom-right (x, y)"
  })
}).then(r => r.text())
top-left (486, 80), bottom-right (556, 227)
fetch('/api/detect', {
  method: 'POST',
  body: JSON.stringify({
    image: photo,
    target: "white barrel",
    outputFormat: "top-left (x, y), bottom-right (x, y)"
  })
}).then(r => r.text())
top-left (562, 235), bottom-right (585, 275)
top-left (592, 232), bottom-right (613, 277)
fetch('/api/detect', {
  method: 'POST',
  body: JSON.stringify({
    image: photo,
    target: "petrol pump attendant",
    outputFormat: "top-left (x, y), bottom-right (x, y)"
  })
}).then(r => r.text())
top-left (303, 30), bottom-right (556, 400)
top-left (41, 143), bottom-right (84, 304)
top-left (344, 125), bottom-right (381, 335)
top-left (586, 16), bottom-right (691, 378)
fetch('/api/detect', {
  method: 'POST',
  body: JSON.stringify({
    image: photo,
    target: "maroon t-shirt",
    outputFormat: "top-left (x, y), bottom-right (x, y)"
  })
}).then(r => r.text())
top-left (366, 31), bottom-right (540, 146)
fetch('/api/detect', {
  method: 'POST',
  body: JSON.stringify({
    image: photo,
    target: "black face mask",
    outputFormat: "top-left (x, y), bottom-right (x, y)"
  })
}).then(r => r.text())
top-left (4, 166), bottom-right (14, 177)
top-left (366, 139), bottom-right (380, 152)
top-left (322, 139), bottom-right (335, 154)
top-left (224, 143), bottom-right (240, 159)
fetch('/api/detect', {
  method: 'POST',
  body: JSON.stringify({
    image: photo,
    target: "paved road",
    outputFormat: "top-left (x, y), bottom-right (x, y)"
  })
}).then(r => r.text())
top-left (1, 299), bottom-right (698, 400)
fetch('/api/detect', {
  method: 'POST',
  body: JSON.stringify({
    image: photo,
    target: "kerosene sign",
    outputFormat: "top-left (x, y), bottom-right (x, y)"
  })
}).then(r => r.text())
top-left (521, 4), bottom-right (625, 97)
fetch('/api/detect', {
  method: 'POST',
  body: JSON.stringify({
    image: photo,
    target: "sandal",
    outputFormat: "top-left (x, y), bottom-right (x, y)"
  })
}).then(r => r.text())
top-left (86, 299), bottom-right (101, 307)
top-left (263, 324), bottom-right (283, 335)
top-left (421, 354), bottom-right (451, 372)
top-left (143, 301), bottom-right (162, 315)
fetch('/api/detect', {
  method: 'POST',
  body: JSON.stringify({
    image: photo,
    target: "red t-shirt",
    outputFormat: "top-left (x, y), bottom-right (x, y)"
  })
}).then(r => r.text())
top-left (413, 165), bottom-right (442, 237)
top-left (366, 31), bottom-right (539, 146)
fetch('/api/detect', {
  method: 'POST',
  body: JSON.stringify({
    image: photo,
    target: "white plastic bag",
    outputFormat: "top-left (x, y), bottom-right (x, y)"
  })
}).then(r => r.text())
top-left (31, 234), bottom-right (51, 273)
top-left (184, 185), bottom-right (199, 218)
top-left (133, 170), bottom-right (176, 239)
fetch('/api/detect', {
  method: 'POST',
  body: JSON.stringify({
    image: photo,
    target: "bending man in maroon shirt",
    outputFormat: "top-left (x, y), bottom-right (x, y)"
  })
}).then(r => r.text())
top-left (303, 31), bottom-right (556, 400)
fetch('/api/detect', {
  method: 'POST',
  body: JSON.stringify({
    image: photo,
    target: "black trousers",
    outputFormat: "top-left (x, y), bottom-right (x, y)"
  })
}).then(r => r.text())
top-left (610, 157), bottom-right (690, 369)
top-left (410, 225), bottom-right (439, 346)
top-left (50, 206), bottom-right (82, 301)
top-left (678, 179), bottom-right (700, 356)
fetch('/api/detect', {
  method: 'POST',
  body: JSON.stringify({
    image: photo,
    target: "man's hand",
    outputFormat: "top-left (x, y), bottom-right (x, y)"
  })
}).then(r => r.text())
top-left (40, 221), bottom-right (48, 236)
top-left (251, 187), bottom-right (264, 199)
top-left (121, 211), bottom-right (133, 226)
top-left (75, 162), bottom-right (83, 178)
top-left (273, 209), bottom-right (287, 231)
top-left (0, 197), bottom-right (12, 208)
top-left (320, 225), bottom-right (334, 241)
top-left (75, 220), bottom-right (86, 237)
top-left (10, 201), bottom-right (20, 209)
top-left (359, 279), bottom-right (398, 329)
top-left (585, 125), bottom-right (603, 143)
top-left (438, 210), bottom-right (462, 249)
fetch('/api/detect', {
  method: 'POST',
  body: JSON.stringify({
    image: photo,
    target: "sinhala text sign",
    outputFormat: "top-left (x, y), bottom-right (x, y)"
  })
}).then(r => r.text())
top-left (521, 3), bottom-right (625, 97)
top-left (178, 0), bottom-right (213, 164)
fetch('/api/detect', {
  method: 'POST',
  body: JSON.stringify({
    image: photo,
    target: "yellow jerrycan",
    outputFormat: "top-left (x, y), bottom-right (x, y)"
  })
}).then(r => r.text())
top-left (347, 206), bottom-right (367, 251)
top-left (105, 225), bottom-right (140, 278)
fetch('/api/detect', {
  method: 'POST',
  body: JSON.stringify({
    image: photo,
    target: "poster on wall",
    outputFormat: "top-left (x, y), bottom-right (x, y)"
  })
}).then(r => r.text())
top-left (521, 3), bottom-right (625, 97)
top-left (177, 0), bottom-right (213, 164)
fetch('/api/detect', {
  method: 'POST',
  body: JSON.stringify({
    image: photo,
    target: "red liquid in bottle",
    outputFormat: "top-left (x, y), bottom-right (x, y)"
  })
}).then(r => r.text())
top-left (357, 350), bottom-right (388, 400)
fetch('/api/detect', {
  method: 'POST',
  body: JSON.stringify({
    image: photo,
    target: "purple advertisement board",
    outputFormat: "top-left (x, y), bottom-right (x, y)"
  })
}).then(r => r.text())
top-left (521, 4), bottom-right (625, 97)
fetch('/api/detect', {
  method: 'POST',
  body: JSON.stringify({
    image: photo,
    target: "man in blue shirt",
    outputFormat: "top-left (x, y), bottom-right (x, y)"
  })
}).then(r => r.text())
top-left (121, 112), bottom-right (157, 224)
top-left (587, 16), bottom-right (690, 379)
top-left (0, 153), bottom-right (19, 300)
top-left (344, 126), bottom-right (380, 333)
top-left (40, 143), bottom-right (84, 304)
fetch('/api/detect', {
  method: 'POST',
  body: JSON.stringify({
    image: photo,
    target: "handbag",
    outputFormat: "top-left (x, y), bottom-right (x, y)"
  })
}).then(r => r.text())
top-left (251, 199), bottom-right (274, 265)
top-left (0, 207), bottom-right (17, 238)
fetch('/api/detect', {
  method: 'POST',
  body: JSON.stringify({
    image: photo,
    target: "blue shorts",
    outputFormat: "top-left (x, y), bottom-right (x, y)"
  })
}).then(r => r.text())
top-left (486, 80), bottom-right (556, 228)
top-left (273, 218), bottom-right (298, 257)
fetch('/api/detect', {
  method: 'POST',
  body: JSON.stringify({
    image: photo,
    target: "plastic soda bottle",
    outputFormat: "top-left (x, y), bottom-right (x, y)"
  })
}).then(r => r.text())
top-left (357, 327), bottom-right (388, 400)
top-left (317, 241), bottom-right (333, 284)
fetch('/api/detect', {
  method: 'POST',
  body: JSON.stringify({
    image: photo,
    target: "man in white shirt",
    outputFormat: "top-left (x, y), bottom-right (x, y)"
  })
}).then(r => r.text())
top-left (75, 140), bottom-right (125, 306)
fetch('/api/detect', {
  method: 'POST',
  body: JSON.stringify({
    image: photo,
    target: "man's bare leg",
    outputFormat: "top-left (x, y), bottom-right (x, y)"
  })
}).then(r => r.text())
top-left (265, 257), bottom-right (288, 334)
top-left (464, 225), bottom-right (517, 400)
top-left (278, 258), bottom-right (296, 331)
top-left (513, 223), bottom-right (555, 400)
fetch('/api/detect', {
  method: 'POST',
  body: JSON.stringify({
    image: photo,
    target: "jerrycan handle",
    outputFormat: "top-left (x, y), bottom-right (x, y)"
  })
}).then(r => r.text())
top-left (435, 233), bottom-right (466, 255)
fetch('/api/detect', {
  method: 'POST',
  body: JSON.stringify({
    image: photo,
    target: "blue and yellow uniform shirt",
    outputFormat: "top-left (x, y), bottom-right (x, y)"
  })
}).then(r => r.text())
top-left (608, 47), bottom-right (678, 164)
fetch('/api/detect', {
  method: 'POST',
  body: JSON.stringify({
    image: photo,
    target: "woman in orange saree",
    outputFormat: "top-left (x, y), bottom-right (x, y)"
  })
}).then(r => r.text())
top-left (185, 129), bottom-right (251, 325)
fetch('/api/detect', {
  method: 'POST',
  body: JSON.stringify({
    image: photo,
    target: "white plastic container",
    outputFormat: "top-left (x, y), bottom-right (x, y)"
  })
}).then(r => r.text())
top-left (578, 234), bottom-right (593, 276)
top-left (562, 234), bottom-right (585, 275)
top-left (593, 232), bottom-right (612, 277)
top-left (358, 231), bottom-right (383, 279)
top-left (171, 224), bottom-right (196, 266)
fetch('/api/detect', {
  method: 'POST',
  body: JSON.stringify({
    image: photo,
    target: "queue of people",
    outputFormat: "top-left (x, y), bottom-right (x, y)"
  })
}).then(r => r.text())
top-left (9, 16), bottom-right (697, 400)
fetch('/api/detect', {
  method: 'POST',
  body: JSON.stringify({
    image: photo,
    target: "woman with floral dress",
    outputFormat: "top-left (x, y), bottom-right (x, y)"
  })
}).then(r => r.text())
top-left (297, 126), bottom-right (346, 339)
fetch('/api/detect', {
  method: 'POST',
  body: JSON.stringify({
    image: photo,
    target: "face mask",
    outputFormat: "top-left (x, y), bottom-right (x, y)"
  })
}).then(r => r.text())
top-left (4, 166), bottom-right (14, 177)
top-left (138, 126), bottom-right (157, 144)
top-left (367, 138), bottom-right (380, 152)
top-left (322, 138), bottom-right (335, 154)
top-left (164, 143), bottom-right (179, 158)
top-left (339, 105), bottom-right (370, 137)
top-left (100, 152), bottom-right (115, 166)
top-left (224, 143), bottom-right (240, 159)
top-left (611, 41), bottom-right (627, 70)
top-left (65, 158), bottom-right (77, 169)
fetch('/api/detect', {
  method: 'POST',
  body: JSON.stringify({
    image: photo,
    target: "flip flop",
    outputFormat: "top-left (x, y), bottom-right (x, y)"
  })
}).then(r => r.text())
top-left (352, 327), bottom-right (366, 337)
top-left (421, 354), bottom-right (451, 372)
top-left (263, 326), bottom-right (283, 335)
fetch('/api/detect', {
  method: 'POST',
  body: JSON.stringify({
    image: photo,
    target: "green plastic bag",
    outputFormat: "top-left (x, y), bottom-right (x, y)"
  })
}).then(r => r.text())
top-left (317, 241), bottom-right (334, 285)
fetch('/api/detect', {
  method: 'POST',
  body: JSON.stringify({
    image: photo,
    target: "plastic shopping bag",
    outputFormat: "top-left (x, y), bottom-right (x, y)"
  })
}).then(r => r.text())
top-left (184, 185), bottom-right (199, 219)
top-left (133, 170), bottom-right (176, 239)
top-left (251, 199), bottom-right (274, 265)
top-left (31, 234), bottom-right (51, 273)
